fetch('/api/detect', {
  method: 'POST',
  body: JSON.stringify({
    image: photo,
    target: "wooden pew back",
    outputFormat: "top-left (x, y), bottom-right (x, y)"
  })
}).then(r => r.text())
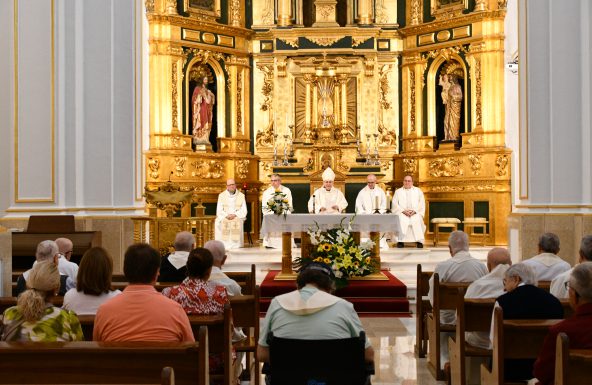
top-left (0, 327), bottom-right (209, 385)
top-left (555, 333), bottom-right (592, 385)
top-left (230, 285), bottom-right (261, 385)
top-left (415, 264), bottom-right (433, 358)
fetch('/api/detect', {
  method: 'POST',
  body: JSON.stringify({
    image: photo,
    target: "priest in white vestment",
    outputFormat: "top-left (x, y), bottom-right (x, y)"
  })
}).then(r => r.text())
top-left (215, 179), bottom-right (248, 250)
top-left (550, 235), bottom-right (592, 298)
top-left (307, 167), bottom-right (348, 214)
top-left (522, 232), bottom-right (571, 281)
top-left (355, 174), bottom-right (389, 249)
top-left (392, 175), bottom-right (426, 248)
top-left (261, 173), bottom-right (294, 248)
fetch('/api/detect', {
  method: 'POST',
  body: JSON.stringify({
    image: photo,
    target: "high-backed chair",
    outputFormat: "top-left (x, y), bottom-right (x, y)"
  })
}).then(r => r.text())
top-left (555, 333), bottom-right (592, 385)
top-left (415, 264), bottom-right (433, 358)
top-left (230, 285), bottom-right (261, 385)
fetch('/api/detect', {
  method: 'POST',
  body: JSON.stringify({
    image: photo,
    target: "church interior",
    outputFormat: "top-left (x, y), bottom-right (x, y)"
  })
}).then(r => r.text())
top-left (0, 0), bottom-right (591, 384)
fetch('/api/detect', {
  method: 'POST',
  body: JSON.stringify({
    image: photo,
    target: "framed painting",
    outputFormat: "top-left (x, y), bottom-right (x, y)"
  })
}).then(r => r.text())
top-left (184, 0), bottom-right (221, 19)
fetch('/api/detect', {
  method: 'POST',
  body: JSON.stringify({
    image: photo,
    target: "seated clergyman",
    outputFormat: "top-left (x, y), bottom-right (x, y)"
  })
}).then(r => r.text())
top-left (308, 167), bottom-right (347, 214)
top-left (215, 178), bottom-right (247, 250)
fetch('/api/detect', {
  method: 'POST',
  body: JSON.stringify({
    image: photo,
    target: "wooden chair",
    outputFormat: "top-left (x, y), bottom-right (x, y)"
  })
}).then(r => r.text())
top-left (448, 294), bottom-right (495, 385)
top-left (188, 304), bottom-right (234, 385)
top-left (427, 275), bottom-right (471, 380)
top-left (431, 218), bottom-right (460, 246)
top-left (0, 327), bottom-right (209, 385)
top-left (415, 264), bottom-right (433, 358)
top-left (230, 285), bottom-right (261, 385)
top-left (462, 217), bottom-right (488, 246)
top-left (266, 331), bottom-right (372, 385)
top-left (555, 332), bottom-right (592, 385)
top-left (480, 306), bottom-right (562, 385)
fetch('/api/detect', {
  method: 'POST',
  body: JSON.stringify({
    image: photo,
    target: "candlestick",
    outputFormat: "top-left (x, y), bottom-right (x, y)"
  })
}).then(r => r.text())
top-left (365, 134), bottom-right (372, 166)
top-left (282, 135), bottom-right (290, 166)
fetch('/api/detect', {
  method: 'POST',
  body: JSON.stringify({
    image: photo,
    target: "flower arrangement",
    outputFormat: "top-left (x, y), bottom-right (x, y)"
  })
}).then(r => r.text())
top-left (266, 190), bottom-right (292, 218)
top-left (295, 217), bottom-right (377, 287)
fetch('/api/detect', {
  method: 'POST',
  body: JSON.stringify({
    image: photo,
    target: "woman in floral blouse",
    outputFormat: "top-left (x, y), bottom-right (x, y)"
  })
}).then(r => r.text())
top-left (2, 261), bottom-right (83, 341)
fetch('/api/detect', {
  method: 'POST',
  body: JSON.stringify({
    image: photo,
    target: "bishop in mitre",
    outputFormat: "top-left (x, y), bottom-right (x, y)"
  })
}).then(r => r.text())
top-left (307, 167), bottom-right (348, 214)
top-left (392, 175), bottom-right (426, 248)
top-left (355, 174), bottom-right (389, 250)
top-left (261, 173), bottom-right (295, 249)
top-left (215, 179), bottom-right (248, 250)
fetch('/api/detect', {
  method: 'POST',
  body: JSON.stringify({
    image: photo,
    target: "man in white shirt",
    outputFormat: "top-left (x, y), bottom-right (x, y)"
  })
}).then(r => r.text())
top-left (261, 173), bottom-right (294, 248)
top-left (428, 231), bottom-right (488, 369)
top-left (392, 175), bottom-right (426, 248)
top-left (204, 239), bottom-right (241, 296)
top-left (355, 174), bottom-right (389, 249)
top-left (215, 178), bottom-right (248, 250)
top-left (523, 233), bottom-right (571, 281)
top-left (550, 235), bottom-right (592, 298)
top-left (308, 167), bottom-right (348, 214)
top-left (55, 237), bottom-right (79, 282)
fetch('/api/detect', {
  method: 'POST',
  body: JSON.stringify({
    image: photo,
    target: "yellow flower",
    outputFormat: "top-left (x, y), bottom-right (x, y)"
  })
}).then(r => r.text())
top-left (282, 198), bottom-right (288, 203)
top-left (322, 244), bottom-right (332, 252)
top-left (341, 255), bottom-right (352, 268)
top-left (336, 245), bottom-right (346, 255)
top-left (314, 257), bottom-right (323, 262)
top-left (323, 258), bottom-right (331, 264)
top-left (365, 257), bottom-right (372, 264)
top-left (353, 261), bottom-right (359, 267)
top-left (275, 188), bottom-right (280, 193)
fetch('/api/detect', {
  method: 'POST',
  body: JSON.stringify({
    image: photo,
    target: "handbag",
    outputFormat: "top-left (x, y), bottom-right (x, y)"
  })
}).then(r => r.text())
top-left (0, 315), bottom-right (25, 341)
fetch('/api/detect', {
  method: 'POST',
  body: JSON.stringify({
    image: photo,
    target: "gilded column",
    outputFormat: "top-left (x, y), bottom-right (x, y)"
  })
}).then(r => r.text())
top-left (304, 75), bottom-right (313, 128)
top-left (333, 82), bottom-right (340, 126)
top-left (340, 75), bottom-right (348, 128)
top-left (277, 0), bottom-right (292, 27)
top-left (357, 0), bottom-right (373, 25)
top-left (312, 86), bottom-right (319, 127)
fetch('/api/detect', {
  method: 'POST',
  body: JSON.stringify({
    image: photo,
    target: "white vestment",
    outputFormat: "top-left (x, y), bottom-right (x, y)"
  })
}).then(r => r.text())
top-left (355, 185), bottom-right (389, 249)
top-left (464, 264), bottom-right (510, 349)
top-left (522, 253), bottom-right (571, 281)
top-left (307, 187), bottom-right (348, 214)
top-left (392, 186), bottom-right (426, 243)
top-left (550, 267), bottom-right (573, 299)
top-left (261, 185), bottom-right (295, 248)
top-left (215, 190), bottom-right (247, 250)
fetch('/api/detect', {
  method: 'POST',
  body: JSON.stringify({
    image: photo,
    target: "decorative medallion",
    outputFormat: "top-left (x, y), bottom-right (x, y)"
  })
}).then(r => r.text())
top-left (403, 158), bottom-right (417, 174)
top-left (429, 157), bottom-right (464, 177)
top-left (174, 157), bottom-right (186, 177)
top-left (148, 158), bottom-right (160, 179)
top-left (468, 154), bottom-right (482, 175)
top-left (191, 160), bottom-right (224, 179)
top-left (496, 155), bottom-right (509, 176)
top-left (236, 159), bottom-right (250, 179)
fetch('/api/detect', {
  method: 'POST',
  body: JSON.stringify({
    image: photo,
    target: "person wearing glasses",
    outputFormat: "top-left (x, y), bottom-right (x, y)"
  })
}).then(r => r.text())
top-left (533, 262), bottom-right (592, 385)
top-left (261, 173), bottom-right (294, 248)
top-left (550, 235), bottom-right (592, 299)
top-left (55, 237), bottom-right (79, 284)
top-left (215, 178), bottom-right (248, 249)
top-left (355, 174), bottom-right (389, 249)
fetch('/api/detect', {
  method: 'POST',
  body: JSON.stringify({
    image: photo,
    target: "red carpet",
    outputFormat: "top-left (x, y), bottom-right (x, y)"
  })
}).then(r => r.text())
top-left (260, 270), bottom-right (410, 316)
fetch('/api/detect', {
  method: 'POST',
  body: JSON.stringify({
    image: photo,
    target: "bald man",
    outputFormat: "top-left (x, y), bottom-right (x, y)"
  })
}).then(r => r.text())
top-left (55, 237), bottom-right (79, 283)
top-left (355, 174), bottom-right (389, 249)
top-left (215, 179), bottom-right (248, 249)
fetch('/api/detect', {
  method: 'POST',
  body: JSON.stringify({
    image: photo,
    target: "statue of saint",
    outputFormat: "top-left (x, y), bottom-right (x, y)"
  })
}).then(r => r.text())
top-left (192, 75), bottom-right (215, 145)
top-left (441, 74), bottom-right (463, 141)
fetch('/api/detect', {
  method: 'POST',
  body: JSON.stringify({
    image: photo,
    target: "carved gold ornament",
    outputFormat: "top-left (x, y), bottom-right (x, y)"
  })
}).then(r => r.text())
top-left (148, 158), bottom-right (160, 179)
top-left (378, 64), bottom-right (392, 110)
top-left (191, 160), bottom-right (224, 179)
top-left (172, 62), bottom-right (179, 131)
top-left (352, 37), bottom-right (372, 48)
top-left (429, 157), bottom-right (464, 177)
top-left (424, 46), bottom-right (466, 61)
top-left (236, 159), bottom-right (250, 179)
top-left (257, 64), bottom-right (274, 112)
top-left (468, 154), bottom-right (482, 175)
top-left (279, 37), bottom-right (299, 48)
top-left (375, 0), bottom-right (388, 24)
top-left (174, 157), bottom-right (186, 177)
top-left (260, 0), bottom-right (274, 24)
top-left (145, 0), bottom-right (155, 13)
top-left (409, 70), bottom-right (416, 132)
top-left (144, 181), bottom-right (193, 217)
top-left (403, 158), bottom-right (417, 174)
top-left (411, 0), bottom-right (421, 25)
top-left (230, 0), bottom-right (241, 26)
top-left (496, 155), bottom-right (509, 176)
top-left (305, 36), bottom-right (343, 47)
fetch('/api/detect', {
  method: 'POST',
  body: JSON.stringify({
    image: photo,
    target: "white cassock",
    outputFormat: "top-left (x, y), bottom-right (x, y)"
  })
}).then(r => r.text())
top-left (307, 187), bottom-right (348, 214)
top-left (261, 185), bottom-right (295, 249)
top-left (550, 267), bottom-right (572, 299)
top-left (392, 186), bottom-right (426, 243)
top-left (522, 253), bottom-right (572, 281)
top-left (427, 251), bottom-right (488, 369)
top-left (355, 186), bottom-right (389, 249)
top-left (215, 190), bottom-right (248, 250)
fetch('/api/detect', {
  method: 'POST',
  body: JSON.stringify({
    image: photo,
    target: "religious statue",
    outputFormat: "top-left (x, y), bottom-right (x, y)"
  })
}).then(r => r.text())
top-left (440, 73), bottom-right (463, 141)
top-left (192, 75), bottom-right (215, 145)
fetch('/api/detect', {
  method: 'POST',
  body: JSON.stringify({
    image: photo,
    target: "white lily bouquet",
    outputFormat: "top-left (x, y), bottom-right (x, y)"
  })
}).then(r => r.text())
top-left (267, 190), bottom-right (292, 218)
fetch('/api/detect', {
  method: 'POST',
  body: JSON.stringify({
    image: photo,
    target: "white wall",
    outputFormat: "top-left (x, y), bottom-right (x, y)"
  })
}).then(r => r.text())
top-left (515, 0), bottom-right (592, 212)
top-left (0, 0), bottom-right (145, 217)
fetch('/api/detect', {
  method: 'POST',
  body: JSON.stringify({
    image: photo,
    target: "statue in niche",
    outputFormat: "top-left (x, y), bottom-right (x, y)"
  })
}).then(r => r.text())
top-left (440, 73), bottom-right (463, 141)
top-left (192, 73), bottom-right (215, 145)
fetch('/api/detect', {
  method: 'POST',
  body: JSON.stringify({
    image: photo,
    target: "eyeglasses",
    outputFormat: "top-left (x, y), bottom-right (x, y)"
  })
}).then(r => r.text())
top-left (367, 181), bottom-right (376, 184)
top-left (65, 250), bottom-right (73, 255)
top-left (227, 184), bottom-right (236, 186)
top-left (271, 179), bottom-right (280, 182)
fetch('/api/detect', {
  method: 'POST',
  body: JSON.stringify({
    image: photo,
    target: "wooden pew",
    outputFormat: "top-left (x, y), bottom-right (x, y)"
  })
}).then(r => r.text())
top-left (449, 295), bottom-right (495, 385)
top-left (188, 304), bottom-right (234, 385)
top-left (555, 332), bottom-right (592, 385)
top-left (480, 306), bottom-right (562, 385)
top-left (230, 285), bottom-right (261, 385)
top-left (427, 274), bottom-right (471, 380)
top-left (0, 327), bottom-right (209, 385)
top-left (415, 264), bottom-right (433, 358)
top-left (538, 280), bottom-right (551, 292)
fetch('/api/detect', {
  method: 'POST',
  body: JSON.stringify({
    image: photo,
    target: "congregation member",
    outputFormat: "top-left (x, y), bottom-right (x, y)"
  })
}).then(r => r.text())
top-left (93, 243), bottom-right (194, 342)
top-left (523, 232), bottom-right (571, 281)
top-left (355, 173), bottom-right (389, 249)
top-left (533, 262), bottom-right (592, 385)
top-left (62, 247), bottom-right (121, 315)
top-left (428, 231), bottom-right (488, 369)
top-left (16, 240), bottom-right (73, 297)
top-left (308, 167), bottom-right (348, 214)
top-left (215, 178), bottom-right (248, 249)
top-left (54, 237), bottom-right (79, 283)
top-left (205, 239), bottom-right (242, 296)
top-left (392, 175), bottom-right (426, 248)
top-left (261, 173), bottom-right (294, 248)
top-left (550, 234), bottom-right (592, 298)
top-left (2, 261), bottom-right (83, 341)
top-left (492, 263), bottom-right (563, 382)
top-left (257, 262), bottom-right (374, 364)
top-left (158, 231), bottom-right (195, 282)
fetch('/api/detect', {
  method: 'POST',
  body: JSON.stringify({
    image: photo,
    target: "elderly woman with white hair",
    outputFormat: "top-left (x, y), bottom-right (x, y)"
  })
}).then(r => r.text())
top-left (533, 262), bottom-right (592, 385)
top-left (490, 263), bottom-right (564, 382)
top-left (1, 261), bottom-right (83, 341)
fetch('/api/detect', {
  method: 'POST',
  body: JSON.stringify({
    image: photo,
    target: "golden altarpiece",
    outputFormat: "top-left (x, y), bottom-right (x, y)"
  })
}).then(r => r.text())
top-left (140, 0), bottom-right (511, 249)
